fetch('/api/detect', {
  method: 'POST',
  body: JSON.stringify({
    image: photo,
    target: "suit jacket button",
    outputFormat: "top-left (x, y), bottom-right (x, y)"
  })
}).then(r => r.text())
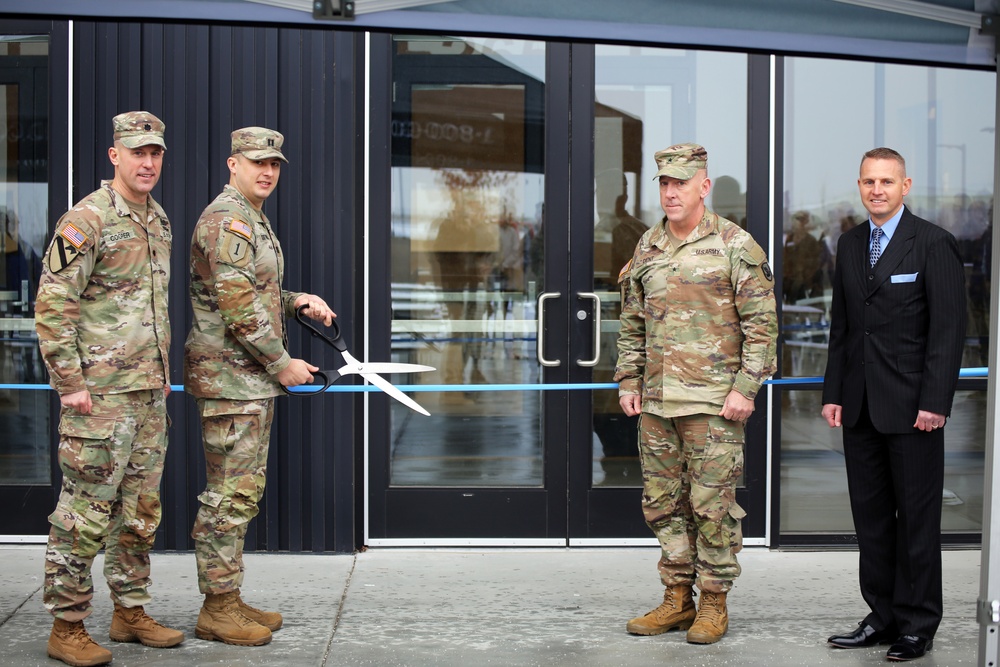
top-left (868, 274), bottom-right (874, 280)
top-left (865, 300), bottom-right (871, 306)
top-left (865, 329), bottom-right (870, 335)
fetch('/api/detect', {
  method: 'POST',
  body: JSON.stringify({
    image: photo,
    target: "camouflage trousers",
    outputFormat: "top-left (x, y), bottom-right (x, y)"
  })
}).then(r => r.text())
top-left (638, 412), bottom-right (746, 594)
top-left (44, 390), bottom-right (168, 621)
top-left (192, 397), bottom-right (274, 595)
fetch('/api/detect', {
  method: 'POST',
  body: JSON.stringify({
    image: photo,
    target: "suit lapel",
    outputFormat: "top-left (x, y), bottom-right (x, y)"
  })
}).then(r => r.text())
top-left (866, 209), bottom-right (916, 296)
top-left (850, 223), bottom-right (870, 291)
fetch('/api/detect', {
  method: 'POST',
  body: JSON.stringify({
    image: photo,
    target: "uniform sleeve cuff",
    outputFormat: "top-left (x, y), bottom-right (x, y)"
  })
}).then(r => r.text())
top-left (618, 379), bottom-right (642, 396)
top-left (732, 374), bottom-right (761, 400)
top-left (266, 351), bottom-right (292, 375)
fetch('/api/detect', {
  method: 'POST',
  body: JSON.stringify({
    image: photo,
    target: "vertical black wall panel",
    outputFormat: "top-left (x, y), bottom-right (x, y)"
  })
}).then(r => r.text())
top-left (70, 20), bottom-right (359, 553)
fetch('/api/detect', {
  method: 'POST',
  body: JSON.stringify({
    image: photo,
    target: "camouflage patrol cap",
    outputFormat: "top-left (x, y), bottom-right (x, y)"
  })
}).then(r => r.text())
top-left (112, 111), bottom-right (166, 150)
top-left (231, 127), bottom-right (288, 163)
top-left (653, 143), bottom-right (707, 180)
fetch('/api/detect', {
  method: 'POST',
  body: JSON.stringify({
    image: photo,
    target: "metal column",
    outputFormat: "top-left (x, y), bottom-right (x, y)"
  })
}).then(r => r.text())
top-left (979, 16), bottom-right (1000, 667)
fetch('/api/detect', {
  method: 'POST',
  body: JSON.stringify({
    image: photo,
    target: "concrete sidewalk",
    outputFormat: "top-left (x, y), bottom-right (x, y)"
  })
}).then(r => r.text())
top-left (0, 546), bottom-right (982, 666)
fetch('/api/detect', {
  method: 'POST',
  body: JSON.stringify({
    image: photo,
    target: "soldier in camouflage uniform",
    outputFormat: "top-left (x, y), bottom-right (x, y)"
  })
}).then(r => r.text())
top-left (36, 111), bottom-right (184, 667)
top-left (615, 143), bottom-right (777, 645)
top-left (184, 127), bottom-right (335, 647)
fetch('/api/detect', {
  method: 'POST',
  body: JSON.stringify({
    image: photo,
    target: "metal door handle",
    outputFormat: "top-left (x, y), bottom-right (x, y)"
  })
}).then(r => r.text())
top-left (576, 292), bottom-right (601, 367)
top-left (536, 292), bottom-right (561, 367)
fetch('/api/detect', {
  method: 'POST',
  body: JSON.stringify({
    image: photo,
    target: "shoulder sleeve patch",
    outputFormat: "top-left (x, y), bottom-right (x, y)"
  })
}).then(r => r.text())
top-left (220, 233), bottom-right (253, 268)
top-left (617, 258), bottom-right (633, 284)
top-left (738, 239), bottom-right (773, 288)
top-left (47, 222), bottom-right (95, 273)
top-left (226, 219), bottom-right (254, 241)
top-left (60, 223), bottom-right (89, 249)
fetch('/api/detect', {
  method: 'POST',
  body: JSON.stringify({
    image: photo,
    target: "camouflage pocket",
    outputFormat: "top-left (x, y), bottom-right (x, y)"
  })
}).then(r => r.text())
top-left (57, 415), bottom-right (116, 485)
top-left (726, 501), bottom-right (747, 553)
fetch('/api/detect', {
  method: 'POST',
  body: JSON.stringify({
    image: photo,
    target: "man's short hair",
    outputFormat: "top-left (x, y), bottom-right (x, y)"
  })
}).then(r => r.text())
top-left (861, 147), bottom-right (906, 174)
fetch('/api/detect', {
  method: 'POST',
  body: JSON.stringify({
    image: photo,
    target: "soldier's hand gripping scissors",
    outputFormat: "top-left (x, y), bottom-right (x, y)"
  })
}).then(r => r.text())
top-left (283, 305), bottom-right (435, 416)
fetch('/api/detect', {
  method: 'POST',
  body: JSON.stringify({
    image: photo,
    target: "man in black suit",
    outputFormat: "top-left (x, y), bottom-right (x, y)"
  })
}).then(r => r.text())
top-left (821, 147), bottom-right (966, 662)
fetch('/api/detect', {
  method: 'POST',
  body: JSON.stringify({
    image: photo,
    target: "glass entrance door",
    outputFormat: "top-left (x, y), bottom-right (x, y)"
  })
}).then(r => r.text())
top-left (366, 36), bottom-right (765, 544)
top-left (0, 35), bottom-right (53, 535)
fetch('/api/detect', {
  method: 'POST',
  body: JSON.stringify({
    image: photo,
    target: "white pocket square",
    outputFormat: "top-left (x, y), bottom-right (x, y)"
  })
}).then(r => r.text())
top-left (890, 273), bottom-right (918, 283)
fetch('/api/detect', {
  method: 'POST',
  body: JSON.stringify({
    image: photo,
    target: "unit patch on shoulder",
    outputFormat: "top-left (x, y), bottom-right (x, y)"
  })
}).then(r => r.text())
top-left (47, 223), bottom-right (91, 273)
top-left (220, 232), bottom-right (253, 268)
top-left (227, 219), bottom-right (254, 241)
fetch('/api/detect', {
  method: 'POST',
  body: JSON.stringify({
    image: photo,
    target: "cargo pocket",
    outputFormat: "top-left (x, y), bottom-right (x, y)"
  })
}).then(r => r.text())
top-left (727, 502), bottom-right (747, 553)
top-left (57, 415), bottom-right (116, 485)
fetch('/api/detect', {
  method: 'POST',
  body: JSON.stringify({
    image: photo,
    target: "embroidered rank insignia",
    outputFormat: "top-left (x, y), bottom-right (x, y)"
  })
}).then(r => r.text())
top-left (227, 219), bottom-right (253, 241)
top-left (60, 223), bottom-right (88, 249)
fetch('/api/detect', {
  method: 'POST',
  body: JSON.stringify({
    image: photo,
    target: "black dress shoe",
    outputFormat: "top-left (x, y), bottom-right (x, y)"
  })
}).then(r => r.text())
top-left (828, 621), bottom-right (897, 648)
top-left (887, 635), bottom-right (932, 661)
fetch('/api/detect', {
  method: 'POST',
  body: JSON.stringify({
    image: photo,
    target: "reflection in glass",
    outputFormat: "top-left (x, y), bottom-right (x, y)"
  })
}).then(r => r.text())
top-left (389, 37), bottom-right (545, 487)
top-left (0, 36), bottom-right (50, 485)
top-left (591, 45), bottom-right (748, 486)
top-left (780, 58), bottom-right (994, 534)
top-left (781, 390), bottom-right (984, 534)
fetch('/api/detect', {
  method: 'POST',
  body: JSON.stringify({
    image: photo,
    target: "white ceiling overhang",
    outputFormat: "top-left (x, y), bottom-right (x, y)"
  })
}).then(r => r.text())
top-left (0, 0), bottom-right (996, 67)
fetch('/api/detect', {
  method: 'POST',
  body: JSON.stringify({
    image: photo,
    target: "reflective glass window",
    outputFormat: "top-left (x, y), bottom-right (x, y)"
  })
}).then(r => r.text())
top-left (781, 57), bottom-right (994, 534)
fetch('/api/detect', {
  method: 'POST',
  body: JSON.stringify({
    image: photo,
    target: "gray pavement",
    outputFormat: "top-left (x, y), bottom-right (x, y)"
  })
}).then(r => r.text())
top-left (0, 546), bottom-right (983, 666)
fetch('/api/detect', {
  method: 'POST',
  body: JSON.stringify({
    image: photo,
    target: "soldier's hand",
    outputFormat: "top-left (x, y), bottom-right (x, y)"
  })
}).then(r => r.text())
top-left (619, 394), bottom-right (642, 417)
top-left (61, 390), bottom-right (93, 415)
top-left (277, 359), bottom-right (319, 387)
top-left (294, 294), bottom-right (336, 326)
top-left (163, 383), bottom-right (171, 399)
top-left (720, 389), bottom-right (754, 423)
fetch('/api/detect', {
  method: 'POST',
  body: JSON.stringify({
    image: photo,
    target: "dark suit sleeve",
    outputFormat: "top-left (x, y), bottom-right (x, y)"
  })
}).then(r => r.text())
top-left (919, 232), bottom-right (967, 416)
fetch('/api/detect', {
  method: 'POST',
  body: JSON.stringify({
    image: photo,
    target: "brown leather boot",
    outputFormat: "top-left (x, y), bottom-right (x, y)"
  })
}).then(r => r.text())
top-left (236, 592), bottom-right (283, 631)
top-left (109, 603), bottom-right (185, 648)
top-left (626, 586), bottom-right (697, 635)
top-left (686, 591), bottom-right (729, 644)
top-left (195, 591), bottom-right (272, 646)
top-left (47, 618), bottom-right (112, 667)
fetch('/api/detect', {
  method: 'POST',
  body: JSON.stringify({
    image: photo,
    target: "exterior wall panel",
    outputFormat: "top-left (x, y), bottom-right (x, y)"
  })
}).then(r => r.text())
top-left (69, 20), bottom-right (359, 552)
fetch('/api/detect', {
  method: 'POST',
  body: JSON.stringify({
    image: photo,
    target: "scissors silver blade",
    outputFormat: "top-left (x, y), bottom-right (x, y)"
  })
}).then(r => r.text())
top-left (340, 350), bottom-right (432, 416)
top-left (360, 370), bottom-right (431, 416)
top-left (339, 362), bottom-right (435, 375)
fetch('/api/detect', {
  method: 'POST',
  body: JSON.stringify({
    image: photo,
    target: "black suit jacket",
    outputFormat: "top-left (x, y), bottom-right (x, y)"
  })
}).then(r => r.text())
top-left (822, 207), bottom-right (966, 434)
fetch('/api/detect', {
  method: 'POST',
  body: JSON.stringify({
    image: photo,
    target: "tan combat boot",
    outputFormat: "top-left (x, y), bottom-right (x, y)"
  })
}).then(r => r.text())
top-left (236, 592), bottom-right (283, 631)
top-left (686, 591), bottom-right (729, 644)
top-left (109, 603), bottom-right (184, 647)
top-left (47, 618), bottom-right (112, 667)
top-left (626, 586), bottom-right (697, 635)
top-left (195, 591), bottom-right (272, 646)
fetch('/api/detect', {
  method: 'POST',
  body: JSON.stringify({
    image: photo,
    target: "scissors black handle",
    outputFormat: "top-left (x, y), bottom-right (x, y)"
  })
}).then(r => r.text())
top-left (280, 305), bottom-right (343, 396)
top-left (293, 304), bottom-right (345, 352)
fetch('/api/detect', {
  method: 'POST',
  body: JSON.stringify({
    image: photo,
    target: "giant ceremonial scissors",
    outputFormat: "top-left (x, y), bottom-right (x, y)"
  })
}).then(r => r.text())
top-left (283, 305), bottom-right (434, 415)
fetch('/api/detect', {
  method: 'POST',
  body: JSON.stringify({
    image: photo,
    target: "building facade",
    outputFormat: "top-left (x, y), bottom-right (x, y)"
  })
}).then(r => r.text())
top-left (0, 2), bottom-right (995, 552)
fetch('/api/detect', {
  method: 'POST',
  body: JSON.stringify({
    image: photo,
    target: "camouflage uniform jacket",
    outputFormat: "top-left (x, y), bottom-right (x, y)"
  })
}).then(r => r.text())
top-left (615, 209), bottom-right (777, 418)
top-left (184, 185), bottom-right (304, 399)
top-left (35, 181), bottom-right (171, 395)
